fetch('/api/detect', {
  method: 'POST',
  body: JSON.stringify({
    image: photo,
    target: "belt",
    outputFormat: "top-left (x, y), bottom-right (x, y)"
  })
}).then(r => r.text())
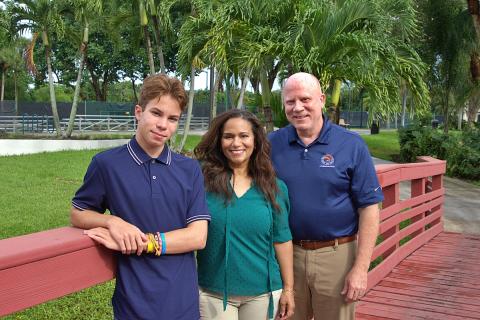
top-left (293, 235), bottom-right (357, 250)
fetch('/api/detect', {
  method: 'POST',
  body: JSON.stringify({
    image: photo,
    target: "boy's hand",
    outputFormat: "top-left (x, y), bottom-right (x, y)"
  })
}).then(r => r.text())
top-left (106, 217), bottom-right (148, 255)
top-left (85, 226), bottom-right (147, 256)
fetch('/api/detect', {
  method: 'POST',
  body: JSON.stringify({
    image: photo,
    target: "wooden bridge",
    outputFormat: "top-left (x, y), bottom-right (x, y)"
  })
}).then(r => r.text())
top-left (1, 156), bottom-right (479, 318)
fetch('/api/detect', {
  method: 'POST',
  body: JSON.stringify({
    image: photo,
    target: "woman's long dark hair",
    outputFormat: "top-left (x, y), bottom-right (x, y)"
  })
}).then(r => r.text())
top-left (194, 110), bottom-right (280, 212)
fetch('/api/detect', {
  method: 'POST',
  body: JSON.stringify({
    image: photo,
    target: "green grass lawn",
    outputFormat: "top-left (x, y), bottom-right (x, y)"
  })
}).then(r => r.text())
top-left (1, 135), bottom-right (201, 319)
top-left (0, 148), bottom-right (115, 319)
top-left (360, 130), bottom-right (400, 162)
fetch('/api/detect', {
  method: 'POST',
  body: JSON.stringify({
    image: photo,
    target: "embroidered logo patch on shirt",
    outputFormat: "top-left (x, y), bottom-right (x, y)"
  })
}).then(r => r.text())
top-left (320, 154), bottom-right (335, 167)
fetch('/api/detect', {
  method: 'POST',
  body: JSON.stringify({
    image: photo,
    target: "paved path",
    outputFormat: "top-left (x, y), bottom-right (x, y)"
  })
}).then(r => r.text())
top-left (373, 157), bottom-right (480, 235)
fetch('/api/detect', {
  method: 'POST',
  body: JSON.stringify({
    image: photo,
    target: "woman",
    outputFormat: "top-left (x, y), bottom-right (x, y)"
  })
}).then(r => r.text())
top-left (194, 110), bottom-right (294, 320)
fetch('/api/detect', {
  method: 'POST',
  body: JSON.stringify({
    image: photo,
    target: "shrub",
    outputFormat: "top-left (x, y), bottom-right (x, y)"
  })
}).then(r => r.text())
top-left (399, 124), bottom-right (480, 180)
top-left (398, 123), bottom-right (449, 162)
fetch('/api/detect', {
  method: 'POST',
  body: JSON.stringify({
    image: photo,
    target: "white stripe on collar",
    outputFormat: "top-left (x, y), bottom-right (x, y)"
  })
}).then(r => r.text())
top-left (127, 141), bottom-right (142, 165)
top-left (128, 141), bottom-right (172, 166)
top-left (166, 146), bottom-right (172, 165)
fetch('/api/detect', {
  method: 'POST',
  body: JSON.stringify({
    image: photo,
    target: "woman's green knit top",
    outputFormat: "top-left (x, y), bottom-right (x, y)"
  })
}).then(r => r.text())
top-left (197, 178), bottom-right (291, 308)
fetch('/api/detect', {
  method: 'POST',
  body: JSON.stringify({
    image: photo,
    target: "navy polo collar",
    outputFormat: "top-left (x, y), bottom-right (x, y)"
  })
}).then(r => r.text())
top-left (287, 114), bottom-right (332, 146)
top-left (127, 137), bottom-right (172, 166)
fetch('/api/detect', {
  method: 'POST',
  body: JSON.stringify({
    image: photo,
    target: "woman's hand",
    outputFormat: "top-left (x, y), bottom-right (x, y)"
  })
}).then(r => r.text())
top-left (276, 289), bottom-right (295, 319)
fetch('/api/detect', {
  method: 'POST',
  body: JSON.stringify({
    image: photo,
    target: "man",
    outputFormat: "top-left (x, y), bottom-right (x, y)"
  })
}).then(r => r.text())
top-left (268, 72), bottom-right (383, 320)
top-left (70, 74), bottom-right (210, 320)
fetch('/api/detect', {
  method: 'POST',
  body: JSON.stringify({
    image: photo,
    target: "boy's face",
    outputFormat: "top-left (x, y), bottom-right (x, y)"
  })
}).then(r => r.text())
top-left (134, 94), bottom-right (181, 157)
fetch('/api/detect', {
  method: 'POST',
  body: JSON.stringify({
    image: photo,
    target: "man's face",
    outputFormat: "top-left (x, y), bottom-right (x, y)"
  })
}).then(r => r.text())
top-left (283, 78), bottom-right (325, 136)
top-left (135, 95), bottom-right (181, 157)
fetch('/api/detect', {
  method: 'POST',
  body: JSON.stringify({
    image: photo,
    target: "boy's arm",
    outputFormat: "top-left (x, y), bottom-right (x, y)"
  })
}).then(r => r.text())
top-left (71, 207), bottom-right (147, 255)
top-left (84, 220), bottom-right (208, 255)
top-left (161, 220), bottom-right (208, 253)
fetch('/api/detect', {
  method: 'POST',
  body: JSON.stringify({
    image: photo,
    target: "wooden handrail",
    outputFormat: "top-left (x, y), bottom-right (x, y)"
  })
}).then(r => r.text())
top-left (0, 157), bottom-right (446, 317)
top-left (367, 156), bottom-right (446, 291)
top-left (0, 228), bottom-right (115, 316)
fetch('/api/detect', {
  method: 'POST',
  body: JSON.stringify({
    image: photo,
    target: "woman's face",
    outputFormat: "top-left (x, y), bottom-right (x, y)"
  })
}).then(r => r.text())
top-left (221, 117), bottom-right (255, 169)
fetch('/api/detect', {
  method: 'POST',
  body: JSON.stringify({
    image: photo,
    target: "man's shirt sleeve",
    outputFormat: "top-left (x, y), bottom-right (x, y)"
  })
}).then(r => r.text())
top-left (351, 140), bottom-right (384, 209)
top-left (185, 161), bottom-right (211, 224)
top-left (72, 157), bottom-right (108, 213)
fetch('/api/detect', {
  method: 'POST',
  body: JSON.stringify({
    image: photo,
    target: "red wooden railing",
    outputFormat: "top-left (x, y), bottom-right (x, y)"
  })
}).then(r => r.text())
top-left (367, 156), bottom-right (446, 290)
top-left (0, 157), bottom-right (446, 317)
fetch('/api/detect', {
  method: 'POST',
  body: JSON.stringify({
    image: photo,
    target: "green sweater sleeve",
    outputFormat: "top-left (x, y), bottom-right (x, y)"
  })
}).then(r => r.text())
top-left (273, 178), bottom-right (292, 243)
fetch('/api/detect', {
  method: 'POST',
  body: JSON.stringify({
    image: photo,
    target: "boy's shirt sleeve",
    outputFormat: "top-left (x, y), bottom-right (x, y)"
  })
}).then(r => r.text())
top-left (186, 161), bottom-right (211, 224)
top-left (72, 157), bottom-right (108, 213)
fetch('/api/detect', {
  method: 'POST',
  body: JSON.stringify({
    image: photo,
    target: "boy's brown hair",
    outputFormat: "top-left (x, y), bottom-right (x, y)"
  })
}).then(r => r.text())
top-left (138, 74), bottom-right (188, 112)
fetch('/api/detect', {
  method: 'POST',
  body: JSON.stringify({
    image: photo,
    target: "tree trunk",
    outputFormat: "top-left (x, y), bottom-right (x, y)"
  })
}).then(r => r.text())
top-left (13, 70), bottom-right (18, 115)
top-left (268, 61), bottom-right (281, 90)
top-left (260, 69), bottom-right (274, 132)
top-left (131, 77), bottom-right (138, 103)
top-left (143, 26), bottom-right (156, 75)
top-left (1, 69), bottom-right (4, 101)
top-left (468, 0), bottom-right (480, 38)
top-left (86, 60), bottom-right (103, 101)
top-left (250, 77), bottom-right (260, 94)
top-left (328, 79), bottom-right (342, 123)
top-left (457, 108), bottom-right (463, 130)
top-left (101, 71), bottom-right (109, 101)
top-left (210, 69), bottom-right (221, 124)
top-left (44, 32), bottom-right (61, 136)
top-left (401, 85), bottom-right (408, 127)
top-left (237, 69), bottom-right (250, 109)
top-left (151, 15), bottom-right (166, 74)
top-left (443, 95), bottom-right (450, 134)
top-left (65, 24), bottom-right (89, 138)
top-left (179, 66), bottom-right (195, 152)
top-left (225, 72), bottom-right (231, 109)
top-left (467, 91), bottom-right (480, 125)
top-left (209, 65), bottom-right (215, 115)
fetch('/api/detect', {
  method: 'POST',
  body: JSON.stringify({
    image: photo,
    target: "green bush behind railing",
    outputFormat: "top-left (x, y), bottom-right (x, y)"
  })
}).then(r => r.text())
top-left (399, 124), bottom-right (480, 181)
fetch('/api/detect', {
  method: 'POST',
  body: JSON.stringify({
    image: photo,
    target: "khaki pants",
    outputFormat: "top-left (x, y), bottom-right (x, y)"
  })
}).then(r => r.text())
top-left (199, 288), bottom-right (282, 320)
top-left (292, 241), bottom-right (356, 320)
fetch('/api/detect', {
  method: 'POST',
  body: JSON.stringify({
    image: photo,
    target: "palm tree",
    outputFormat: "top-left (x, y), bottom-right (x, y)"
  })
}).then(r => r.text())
top-left (0, 37), bottom-right (25, 115)
top-left (112, 0), bottom-right (156, 75)
top-left (191, 0), bottom-right (291, 131)
top-left (138, 0), bottom-right (156, 75)
top-left (419, 0), bottom-right (477, 132)
top-left (64, 0), bottom-right (102, 138)
top-left (285, 0), bottom-right (429, 124)
top-left (176, 2), bottom-right (211, 151)
top-left (147, 0), bottom-right (176, 74)
top-left (9, 0), bottom-right (66, 136)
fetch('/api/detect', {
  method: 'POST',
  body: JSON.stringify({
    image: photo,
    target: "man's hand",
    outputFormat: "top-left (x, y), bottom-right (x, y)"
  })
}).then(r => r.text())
top-left (106, 216), bottom-right (148, 255)
top-left (341, 203), bottom-right (379, 303)
top-left (341, 266), bottom-right (367, 303)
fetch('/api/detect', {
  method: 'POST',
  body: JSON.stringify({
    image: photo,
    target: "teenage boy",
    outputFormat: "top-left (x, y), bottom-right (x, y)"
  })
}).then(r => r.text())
top-left (71, 74), bottom-right (210, 320)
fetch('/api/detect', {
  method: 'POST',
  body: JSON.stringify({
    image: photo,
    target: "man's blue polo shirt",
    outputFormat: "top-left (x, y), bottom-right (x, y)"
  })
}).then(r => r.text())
top-left (268, 117), bottom-right (383, 241)
top-left (72, 138), bottom-right (210, 320)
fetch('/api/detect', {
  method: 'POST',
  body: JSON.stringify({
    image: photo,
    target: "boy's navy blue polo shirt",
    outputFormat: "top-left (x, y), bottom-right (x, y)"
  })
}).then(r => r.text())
top-left (269, 117), bottom-right (383, 241)
top-left (72, 138), bottom-right (210, 320)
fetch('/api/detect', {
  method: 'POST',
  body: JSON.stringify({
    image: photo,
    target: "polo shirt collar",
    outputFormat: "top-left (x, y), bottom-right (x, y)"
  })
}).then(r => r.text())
top-left (127, 137), bottom-right (172, 166)
top-left (286, 114), bottom-right (332, 146)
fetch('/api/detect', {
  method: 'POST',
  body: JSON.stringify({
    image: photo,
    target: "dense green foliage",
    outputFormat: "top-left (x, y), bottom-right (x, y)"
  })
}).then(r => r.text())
top-left (399, 124), bottom-right (480, 180)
